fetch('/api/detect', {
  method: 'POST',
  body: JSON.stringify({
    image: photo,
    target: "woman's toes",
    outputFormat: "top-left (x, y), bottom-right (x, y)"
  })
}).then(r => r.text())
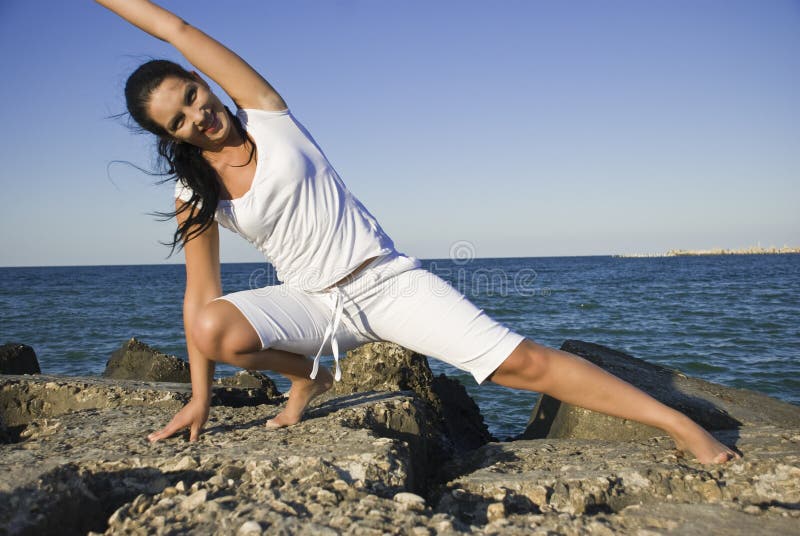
top-left (265, 418), bottom-right (282, 430)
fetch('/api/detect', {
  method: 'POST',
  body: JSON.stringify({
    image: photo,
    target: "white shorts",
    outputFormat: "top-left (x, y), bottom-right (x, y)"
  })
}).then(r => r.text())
top-left (213, 252), bottom-right (526, 385)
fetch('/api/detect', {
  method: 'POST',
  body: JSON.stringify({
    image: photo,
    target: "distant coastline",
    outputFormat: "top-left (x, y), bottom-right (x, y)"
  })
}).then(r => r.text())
top-left (614, 245), bottom-right (800, 258)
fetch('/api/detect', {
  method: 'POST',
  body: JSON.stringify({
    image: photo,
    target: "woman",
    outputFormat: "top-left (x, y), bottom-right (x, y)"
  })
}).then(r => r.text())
top-left (97, 0), bottom-right (738, 464)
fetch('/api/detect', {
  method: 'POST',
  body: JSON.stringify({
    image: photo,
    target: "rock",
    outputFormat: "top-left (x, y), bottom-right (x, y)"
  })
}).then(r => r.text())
top-left (393, 491), bottom-right (426, 510)
top-left (0, 375), bottom-right (453, 535)
top-left (103, 338), bottom-right (191, 383)
top-left (237, 521), bottom-right (263, 535)
top-left (522, 340), bottom-right (800, 441)
top-left (486, 502), bottom-right (506, 522)
top-left (216, 370), bottom-right (280, 398)
top-left (2, 342), bottom-right (799, 536)
top-left (0, 375), bottom-right (190, 428)
top-left (0, 343), bottom-right (41, 375)
top-left (183, 489), bottom-right (208, 510)
top-left (437, 424), bottom-right (800, 533)
top-left (0, 374), bottom-right (283, 431)
top-left (333, 342), bottom-right (493, 450)
top-left (173, 456), bottom-right (198, 471)
top-left (212, 371), bottom-right (281, 406)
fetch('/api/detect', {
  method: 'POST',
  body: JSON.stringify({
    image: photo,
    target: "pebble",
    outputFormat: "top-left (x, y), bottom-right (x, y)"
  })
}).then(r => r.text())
top-left (393, 492), bottom-right (426, 511)
top-left (237, 521), bottom-right (262, 535)
top-left (317, 489), bottom-right (339, 505)
top-left (183, 489), bottom-right (208, 510)
top-left (307, 502), bottom-right (325, 516)
top-left (435, 520), bottom-right (454, 532)
top-left (486, 502), bottom-right (506, 522)
top-left (269, 499), bottom-right (298, 516)
top-left (173, 456), bottom-right (198, 471)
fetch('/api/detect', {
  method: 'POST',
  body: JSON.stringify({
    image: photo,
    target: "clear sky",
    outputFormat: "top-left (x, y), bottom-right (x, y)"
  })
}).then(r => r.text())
top-left (1, 0), bottom-right (798, 267)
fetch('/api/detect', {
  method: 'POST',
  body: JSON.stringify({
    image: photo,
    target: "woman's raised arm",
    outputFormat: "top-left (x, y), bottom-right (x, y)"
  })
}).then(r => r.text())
top-left (96, 0), bottom-right (287, 111)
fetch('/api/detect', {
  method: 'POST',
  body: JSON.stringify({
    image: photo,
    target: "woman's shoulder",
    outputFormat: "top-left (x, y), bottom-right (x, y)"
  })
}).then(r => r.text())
top-left (174, 179), bottom-right (198, 204)
top-left (235, 106), bottom-right (291, 125)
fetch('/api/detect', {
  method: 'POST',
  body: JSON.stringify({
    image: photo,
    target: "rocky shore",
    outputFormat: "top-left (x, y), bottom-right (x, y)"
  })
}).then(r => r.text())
top-left (614, 245), bottom-right (800, 257)
top-left (1, 340), bottom-right (799, 535)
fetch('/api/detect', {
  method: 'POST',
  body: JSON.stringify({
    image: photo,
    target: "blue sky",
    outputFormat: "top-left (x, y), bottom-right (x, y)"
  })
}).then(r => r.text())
top-left (1, 0), bottom-right (797, 266)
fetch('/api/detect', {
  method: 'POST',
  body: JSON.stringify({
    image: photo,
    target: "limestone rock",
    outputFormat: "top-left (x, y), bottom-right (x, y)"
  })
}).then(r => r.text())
top-left (214, 370), bottom-right (281, 402)
top-left (522, 340), bottom-right (800, 441)
top-left (0, 375), bottom-right (450, 535)
top-left (0, 374), bottom-right (279, 429)
top-left (436, 425), bottom-right (800, 533)
top-left (0, 343), bottom-right (41, 375)
top-left (104, 338), bottom-right (190, 383)
top-left (216, 370), bottom-right (279, 394)
top-left (2, 342), bottom-right (799, 536)
top-left (333, 342), bottom-right (493, 450)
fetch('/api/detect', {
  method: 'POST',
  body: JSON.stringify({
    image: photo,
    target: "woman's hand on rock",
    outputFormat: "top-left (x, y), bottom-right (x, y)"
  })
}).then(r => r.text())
top-left (147, 397), bottom-right (210, 443)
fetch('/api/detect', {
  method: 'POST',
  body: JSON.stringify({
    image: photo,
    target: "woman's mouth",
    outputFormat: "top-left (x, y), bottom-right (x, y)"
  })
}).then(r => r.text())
top-left (205, 114), bottom-right (221, 134)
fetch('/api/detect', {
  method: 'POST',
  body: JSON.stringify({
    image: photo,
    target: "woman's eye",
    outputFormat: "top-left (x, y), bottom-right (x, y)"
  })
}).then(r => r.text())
top-left (189, 88), bottom-right (197, 103)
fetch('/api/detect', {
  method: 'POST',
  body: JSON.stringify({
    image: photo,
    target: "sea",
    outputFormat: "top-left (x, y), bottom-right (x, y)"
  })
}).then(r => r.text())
top-left (1, 254), bottom-right (798, 440)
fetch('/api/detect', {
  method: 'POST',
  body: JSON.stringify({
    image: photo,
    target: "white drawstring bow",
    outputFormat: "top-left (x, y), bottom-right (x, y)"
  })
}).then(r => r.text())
top-left (309, 286), bottom-right (344, 382)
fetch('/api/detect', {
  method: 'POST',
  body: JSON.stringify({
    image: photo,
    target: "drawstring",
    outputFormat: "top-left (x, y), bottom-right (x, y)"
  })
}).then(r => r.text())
top-left (309, 286), bottom-right (344, 382)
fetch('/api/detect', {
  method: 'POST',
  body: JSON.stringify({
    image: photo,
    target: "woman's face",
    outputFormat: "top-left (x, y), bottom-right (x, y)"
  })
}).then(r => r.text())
top-left (146, 74), bottom-right (231, 150)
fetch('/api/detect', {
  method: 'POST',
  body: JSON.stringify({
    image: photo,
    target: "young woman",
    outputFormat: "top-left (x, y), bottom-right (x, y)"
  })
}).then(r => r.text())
top-left (96, 0), bottom-right (738, 464)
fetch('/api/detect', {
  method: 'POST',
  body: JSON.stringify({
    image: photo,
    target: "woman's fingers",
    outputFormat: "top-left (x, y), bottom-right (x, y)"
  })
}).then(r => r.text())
top-left (147, 412), bottom-right (188, 442)
top-left (148, 421), bottom-right (182, 442)
top-left (147, 401), bottom-right (207, 442)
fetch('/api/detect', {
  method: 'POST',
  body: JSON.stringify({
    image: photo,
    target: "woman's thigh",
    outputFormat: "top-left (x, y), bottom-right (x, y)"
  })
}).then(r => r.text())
top-left (353, 268), bottom-right (526, 385)
top-left (213, 285), bottom-right (367, 356)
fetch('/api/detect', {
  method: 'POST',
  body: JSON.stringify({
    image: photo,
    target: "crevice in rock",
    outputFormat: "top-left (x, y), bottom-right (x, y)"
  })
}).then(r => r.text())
top-left (335, 393), bottom-right (452, 498)
top-left (0, 423), bottom-right (26, 444)
top-left (0, 464), bottom-right (213, 535)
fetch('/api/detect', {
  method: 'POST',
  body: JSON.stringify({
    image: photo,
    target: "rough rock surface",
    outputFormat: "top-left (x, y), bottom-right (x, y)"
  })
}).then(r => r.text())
top-left (523, 340), bottom-right (800, 441)
top-left (213, 371), bottom-right (280, 403)
top-left (103, 338), bottom-right (191, 383)
top-left (333, 342), bottom-right (493, 450)
top-left (2, 340), bottom-right (799, 535)
top-left (0, 343), bottom-right (40, 375)
top-left (0, 376), bottom-right (454, 535)
top-left (0, 374), bottom-right (282, 431)
top-left (216, 371), bottom-right (278, 393)
top-left (436, 426), bottom-right (800, 534)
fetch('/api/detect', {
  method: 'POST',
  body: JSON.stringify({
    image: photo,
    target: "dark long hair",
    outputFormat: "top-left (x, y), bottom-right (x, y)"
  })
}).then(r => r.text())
top-left (124, 59), bottom-right (255, 257)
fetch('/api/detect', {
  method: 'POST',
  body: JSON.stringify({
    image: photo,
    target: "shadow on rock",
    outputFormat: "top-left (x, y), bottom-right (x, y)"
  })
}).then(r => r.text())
top-left (0, 464), bottom-right (212, 536)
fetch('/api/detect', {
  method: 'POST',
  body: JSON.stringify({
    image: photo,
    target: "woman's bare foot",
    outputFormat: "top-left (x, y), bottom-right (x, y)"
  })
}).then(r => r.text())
top-left (265, 367), bottom-right (333, 430)
top-left (668, 415), bottom-right (741, 464)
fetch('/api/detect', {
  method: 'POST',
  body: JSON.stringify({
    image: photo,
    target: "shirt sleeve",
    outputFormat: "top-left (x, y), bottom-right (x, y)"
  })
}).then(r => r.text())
top-left (174, 179), bottom-right (200, 206)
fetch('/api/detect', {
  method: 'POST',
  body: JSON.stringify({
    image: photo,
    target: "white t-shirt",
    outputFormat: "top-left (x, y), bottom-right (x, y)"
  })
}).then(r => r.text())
top-left (175, 107), bottom-right (397, 291)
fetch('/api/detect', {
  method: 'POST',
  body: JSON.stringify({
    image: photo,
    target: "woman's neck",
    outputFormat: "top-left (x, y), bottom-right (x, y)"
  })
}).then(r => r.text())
top-left (201, 128), bottom-right (251, 167)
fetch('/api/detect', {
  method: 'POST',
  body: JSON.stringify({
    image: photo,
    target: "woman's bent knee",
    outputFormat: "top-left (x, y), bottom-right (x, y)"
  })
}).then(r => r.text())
top-left (488, 338), bottom-right (550, 390)
top-left (191, 300), bottom-right (262, 360)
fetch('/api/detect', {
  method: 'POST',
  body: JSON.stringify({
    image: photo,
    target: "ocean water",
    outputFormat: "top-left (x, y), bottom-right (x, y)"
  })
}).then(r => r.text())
top-left (1, 254), bottom-right (798, 439)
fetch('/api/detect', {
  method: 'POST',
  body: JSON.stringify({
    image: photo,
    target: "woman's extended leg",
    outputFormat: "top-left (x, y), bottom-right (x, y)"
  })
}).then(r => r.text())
top-left (350, 264), bottom-right (740, 465)
top-left (193, 299), bottom-right (333, 428)
top-left (488, 338), bottom-right (739, 464)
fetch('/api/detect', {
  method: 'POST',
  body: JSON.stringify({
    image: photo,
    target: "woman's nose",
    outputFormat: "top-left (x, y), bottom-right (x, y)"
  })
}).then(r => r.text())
top-left (189, 108), bottom-right (206, 128)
